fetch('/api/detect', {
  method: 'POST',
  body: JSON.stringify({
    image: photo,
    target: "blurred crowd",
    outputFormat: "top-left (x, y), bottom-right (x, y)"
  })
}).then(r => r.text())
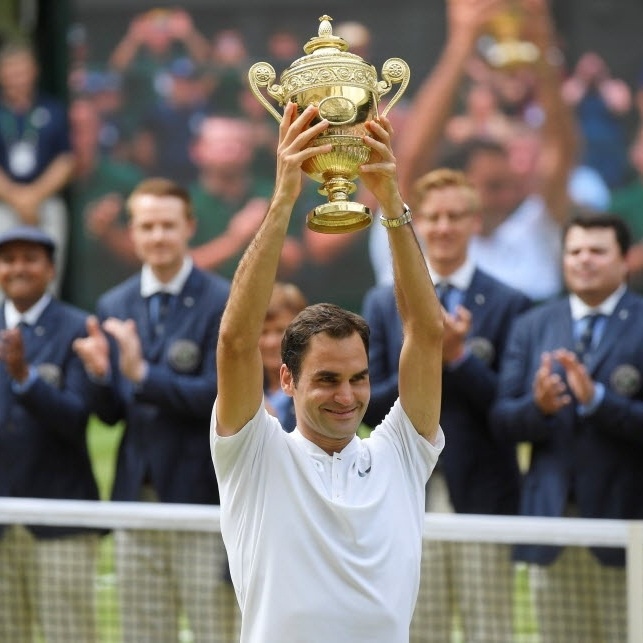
top-left (2, 5), bottom-right (642, 312)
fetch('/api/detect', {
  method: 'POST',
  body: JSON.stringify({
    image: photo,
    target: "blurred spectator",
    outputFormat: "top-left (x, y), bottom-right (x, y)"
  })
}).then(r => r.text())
top-left (491, 213), bottom-right (641, 642)
top-left (108, 8), bottom-right (209, 126)
top-left (636, 67), bottom-right (643, 122)
top-left (187, 115), bottom-right (299, 281)
top-left (0, 226), bottom-right (100, 642)
top-left (135, 56), bottom-right (210, 184)
top-left (73, 178), bottom-right (234, 643)
top-left (65, 97), bottom-right (143, 310)
top-left (334, 21), bottom-right (372, 60)
top-left (445, 82), bottom-right (517, 146)
top-left (66, 22), bottom-right (91, 88)
top-left (260, 282), bottom-right (307, 432)
top-left (237, 83), bottom-right (278, 182)
top-left (384, 0), bottom-right (576, 301)
top-left (507, 122), bottom-right (611, 212)
top-left (0, 41), bottom-right (75, 293)
top-left (206, 28), bottom-right (249, 114)
top-left (610, 125), bottom-right (643, 290)
top-left (77, 69), bottom-right (134, 163)
top-left (264, 28), bottom-right (302, 71)
top-left (562, 51), bottom-right (633, 189)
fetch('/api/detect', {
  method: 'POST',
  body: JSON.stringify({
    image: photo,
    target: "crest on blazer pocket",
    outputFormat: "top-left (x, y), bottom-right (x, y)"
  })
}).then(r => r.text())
top-left (609, 364), bottom-right (642, 397)
top-left (465, 336), bottom-right (495, 365)
top-left (168, 339), bottom-right (201, 373)
top-left (36, 363), bottom-right (62, 388)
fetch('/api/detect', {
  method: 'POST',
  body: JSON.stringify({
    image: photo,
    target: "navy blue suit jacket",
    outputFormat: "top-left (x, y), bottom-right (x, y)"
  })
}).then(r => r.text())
top-left (491, 290), bottom-right (643, 566)
top-left (0, 299), bottom-right (99, 538)
top-left (91, 266), bottom-right (229, 504)
top-left (362, 268), bottom-right (531, 515)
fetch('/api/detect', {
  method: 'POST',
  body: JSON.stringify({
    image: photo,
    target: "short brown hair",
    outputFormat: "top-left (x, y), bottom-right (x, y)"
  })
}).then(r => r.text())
top-left (126, 178), bottom-right (193, 220)
top-left (413, 168), bottom-right (480, 211)
top-left (281, 303), bottom-right (369, 384)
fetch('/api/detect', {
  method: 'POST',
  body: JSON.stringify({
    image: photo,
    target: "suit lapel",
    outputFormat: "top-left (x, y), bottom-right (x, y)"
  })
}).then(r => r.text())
top-left (585, 295), bottom-right (632, 374)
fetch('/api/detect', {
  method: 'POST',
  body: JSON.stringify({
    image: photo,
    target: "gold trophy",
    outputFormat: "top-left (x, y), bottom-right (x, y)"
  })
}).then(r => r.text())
top-left (248, 15), bottom-right (410, 233)
top-left (480, 1), bottom-right (540, 69)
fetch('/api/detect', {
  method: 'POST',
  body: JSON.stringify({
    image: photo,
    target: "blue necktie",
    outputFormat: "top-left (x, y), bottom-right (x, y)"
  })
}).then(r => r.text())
top-left (435, 282), bottom-right (454, 312)
top-left (148, 292), bottom-right (172, 336)
top-left (17, 320), bottom-right (32, 340)
top-left (575, 313), bottom-right (602, 364)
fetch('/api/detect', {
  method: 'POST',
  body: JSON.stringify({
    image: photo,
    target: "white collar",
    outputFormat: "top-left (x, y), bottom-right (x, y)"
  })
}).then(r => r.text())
top-left (140, 257), bottom-right (192, 298)
top-left (291, 427), bottom-right (361, 460)
top-left (428, 257), bottom-right (476, 291)
top-left (4, 293), bottom-right (52, 329)
top-left (568, 284), bottom-right (626, 321)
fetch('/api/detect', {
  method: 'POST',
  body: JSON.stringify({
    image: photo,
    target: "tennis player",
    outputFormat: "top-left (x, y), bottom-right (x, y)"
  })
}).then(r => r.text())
top-left (211, 102), bottom-right (444, 642)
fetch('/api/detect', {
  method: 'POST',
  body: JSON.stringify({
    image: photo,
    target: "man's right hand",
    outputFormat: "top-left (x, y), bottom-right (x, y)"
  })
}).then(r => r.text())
top-left (73, 316), bottom-right (111, 379)
top-left (272, 103), bottom-right (331, 207)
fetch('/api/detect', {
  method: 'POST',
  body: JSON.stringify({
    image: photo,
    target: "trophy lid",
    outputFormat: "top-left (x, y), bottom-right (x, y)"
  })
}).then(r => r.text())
top-left (302, 15), bottom-right (351, 56)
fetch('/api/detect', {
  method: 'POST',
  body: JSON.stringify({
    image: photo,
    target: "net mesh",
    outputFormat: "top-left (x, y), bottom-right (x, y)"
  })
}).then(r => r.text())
top-left (0, 499), bottom-right (640, 643)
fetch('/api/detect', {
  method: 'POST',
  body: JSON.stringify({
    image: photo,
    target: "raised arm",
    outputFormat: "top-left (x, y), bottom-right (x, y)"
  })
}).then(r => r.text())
top-left (361, 118), bottom-right (443, 443)
top-left (523, 0), bottom-right (577, 224)
top-left (215, 103), bottom-right (331, 436)
top-left (396, 0), bottom-right (505, 199)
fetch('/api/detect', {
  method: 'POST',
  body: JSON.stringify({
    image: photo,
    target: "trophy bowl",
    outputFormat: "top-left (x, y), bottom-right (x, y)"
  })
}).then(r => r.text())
top-left (248, 15), bottom-right (410, 233)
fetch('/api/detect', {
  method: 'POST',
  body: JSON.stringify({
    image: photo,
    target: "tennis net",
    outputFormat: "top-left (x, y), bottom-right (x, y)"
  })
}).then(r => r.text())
top-left (0, 498), bottom-right (641, 642)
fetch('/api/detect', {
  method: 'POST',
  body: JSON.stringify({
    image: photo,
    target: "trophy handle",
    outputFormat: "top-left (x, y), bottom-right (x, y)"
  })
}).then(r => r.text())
top-left (377, 58), bottom-right (410, 118)
top-left (248, 62), bottom-right (286, 123)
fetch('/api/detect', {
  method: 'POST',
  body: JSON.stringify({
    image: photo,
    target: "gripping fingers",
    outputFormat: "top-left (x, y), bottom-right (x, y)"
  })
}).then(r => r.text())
top-left (281, 103), bottom-right (327, 143)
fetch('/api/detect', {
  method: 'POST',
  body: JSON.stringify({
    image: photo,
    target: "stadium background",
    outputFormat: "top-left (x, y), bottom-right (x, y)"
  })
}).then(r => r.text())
top-left (3, 0), bottom-right (643, 110)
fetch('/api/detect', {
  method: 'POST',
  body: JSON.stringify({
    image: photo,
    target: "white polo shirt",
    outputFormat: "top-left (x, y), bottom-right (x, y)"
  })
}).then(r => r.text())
top-left (211, 399), bottom-right (443, 643)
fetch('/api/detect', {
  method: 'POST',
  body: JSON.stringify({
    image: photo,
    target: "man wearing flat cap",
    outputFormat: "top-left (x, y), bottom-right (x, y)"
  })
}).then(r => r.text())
top-left (0, 225), bottom-right (101, 642)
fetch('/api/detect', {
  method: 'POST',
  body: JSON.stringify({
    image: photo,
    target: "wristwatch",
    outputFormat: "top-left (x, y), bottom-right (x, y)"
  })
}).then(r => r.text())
top-left (380, 204), bottom-right (412, 228)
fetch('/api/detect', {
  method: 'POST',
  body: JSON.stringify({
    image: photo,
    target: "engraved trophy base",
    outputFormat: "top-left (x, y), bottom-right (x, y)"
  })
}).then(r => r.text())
top-left (306, 201), bottom-right (372, 234)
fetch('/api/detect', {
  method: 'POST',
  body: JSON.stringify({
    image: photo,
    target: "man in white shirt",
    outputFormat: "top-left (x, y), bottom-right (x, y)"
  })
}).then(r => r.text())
top-left (370, 0), bottom-right (575, 302)
top-left (211, 103), bottom-right (444, 642)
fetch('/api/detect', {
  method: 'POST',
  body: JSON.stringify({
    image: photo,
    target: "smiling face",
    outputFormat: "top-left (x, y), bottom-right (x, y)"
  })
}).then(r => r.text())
top-left (281, 331), bottom-right (370, 454)
top-left (414, 184), bottom-right (481, 275)
top-left (563, 225), bottom-right (628, 306)
top-left (0, 241), bottom-right (54, 312)
top-left (128, 193), bottom-right (195, 282)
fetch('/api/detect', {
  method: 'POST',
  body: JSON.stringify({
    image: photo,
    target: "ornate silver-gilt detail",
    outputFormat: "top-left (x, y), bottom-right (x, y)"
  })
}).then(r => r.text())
top-left (609, 364), bottom-right (642, 397)
top-left (168, 340), bottom-right (201, 373)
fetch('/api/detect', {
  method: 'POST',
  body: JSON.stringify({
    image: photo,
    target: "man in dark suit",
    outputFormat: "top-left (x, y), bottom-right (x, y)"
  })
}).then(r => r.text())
top-left (0, 226), bottom-right (100, 642)
top-left (73, 178), bottom-right (233, 643)
top-left (362, 169), bottom-right (531, 642)
top-left (491, 212), bottom-right (641, 642)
